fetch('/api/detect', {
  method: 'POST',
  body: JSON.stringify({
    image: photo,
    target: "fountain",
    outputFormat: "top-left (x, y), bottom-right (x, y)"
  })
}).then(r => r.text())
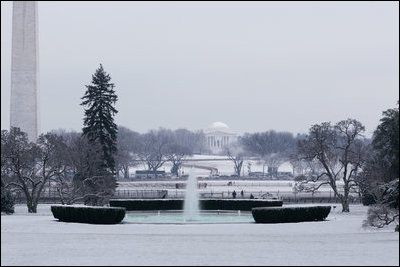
top-left (124, 168), bottom-right (254, 224)
top-left (183, 168), bottom-right (200, 221)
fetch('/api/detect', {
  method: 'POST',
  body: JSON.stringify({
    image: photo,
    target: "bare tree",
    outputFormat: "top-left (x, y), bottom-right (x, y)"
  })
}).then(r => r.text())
top-left (224, 141), bottom-right (246, 177)
top-left (241, 130), bottom-right (295, 177)
top-left (2, 128), bottom-right (67, 213)
top-left (115, 126), bottom-right (141, 179)
top-left (191, 130), bottom-right (207, 154)
top-left (167, 129), bottom-right (201, 177)
top-left (51, 131), bottom-right (117, 205)
top-left (137, 129), bottom-right (172, 177)
top-left (297, 119), bottom-right (367, 212)
top-left (167, 143), bottom-right (191, 177)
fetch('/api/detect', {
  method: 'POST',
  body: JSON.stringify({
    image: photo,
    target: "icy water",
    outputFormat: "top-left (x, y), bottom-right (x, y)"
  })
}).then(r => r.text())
top-left (124, 211), bottom-right (254, 224)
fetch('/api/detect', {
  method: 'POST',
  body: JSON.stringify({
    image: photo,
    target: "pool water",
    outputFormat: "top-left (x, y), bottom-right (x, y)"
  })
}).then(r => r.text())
top-left (124, 211), bottom-right (254, 224)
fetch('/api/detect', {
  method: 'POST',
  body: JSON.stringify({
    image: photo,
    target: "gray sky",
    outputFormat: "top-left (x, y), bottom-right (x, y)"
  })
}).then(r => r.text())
top-left (1, 1), bottom-right (399, 137)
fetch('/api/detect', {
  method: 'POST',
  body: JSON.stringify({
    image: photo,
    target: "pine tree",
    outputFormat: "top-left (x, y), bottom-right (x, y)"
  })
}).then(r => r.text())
top-left (81, 64), bottom-right (118, 174)
top-left (371, 101), bottom-right (399, 181)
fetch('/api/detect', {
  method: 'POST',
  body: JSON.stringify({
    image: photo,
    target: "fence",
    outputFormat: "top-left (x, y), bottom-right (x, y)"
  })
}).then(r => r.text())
top-left (12, 188), bottom-right (361, 204)
top-left (114, 190), bottom-right (168, 199)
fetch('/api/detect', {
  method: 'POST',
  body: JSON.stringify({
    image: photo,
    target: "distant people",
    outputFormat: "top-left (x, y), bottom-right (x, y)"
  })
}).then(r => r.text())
top-left (240, 190), bottom-right (244, 198)
top-left (250, 193), bottom-right (254, 199)
top-left (232, 190), bottom-right (237, 199)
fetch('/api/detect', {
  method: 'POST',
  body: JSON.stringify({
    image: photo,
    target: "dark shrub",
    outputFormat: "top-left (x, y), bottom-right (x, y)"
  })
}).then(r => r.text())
top-left (361, 189), bottom-right (376, 206)
top-left (1, 183), bottom-right (15, 214)
top-left (109, 199), bottom-right (282, 211)
top-left (200, 199), bottom-right (282, 211)
top-left (110, 199), bottom-right (183, 211)
top-left (252, 206), bottom-right (331, 223)
top-left (51, 205), bottom-right (125, 224)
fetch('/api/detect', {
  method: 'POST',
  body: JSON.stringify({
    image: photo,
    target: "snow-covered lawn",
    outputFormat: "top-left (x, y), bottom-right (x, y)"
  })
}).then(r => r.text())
top-left (1, 204), bottom-right (398, 266)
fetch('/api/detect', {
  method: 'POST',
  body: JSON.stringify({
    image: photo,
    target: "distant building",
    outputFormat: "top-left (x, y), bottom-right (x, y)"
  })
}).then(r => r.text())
top-left (204, 122), bottom-right (238, 154)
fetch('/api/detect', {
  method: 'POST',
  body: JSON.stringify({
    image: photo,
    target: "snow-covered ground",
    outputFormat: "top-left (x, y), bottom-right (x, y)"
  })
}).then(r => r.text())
top-left (1, 204), bottom-right (398, 266)
top-left (129, 154), bottom-right (294, 178)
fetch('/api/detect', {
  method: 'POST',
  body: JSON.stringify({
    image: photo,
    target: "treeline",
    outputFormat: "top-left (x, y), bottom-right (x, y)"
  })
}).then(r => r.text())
top-left (114, 127), bottom-right (206, 179)
top-left (0, 126), bottom-right (206, 210)
top-left (1, 101), bottom-right (398, 231)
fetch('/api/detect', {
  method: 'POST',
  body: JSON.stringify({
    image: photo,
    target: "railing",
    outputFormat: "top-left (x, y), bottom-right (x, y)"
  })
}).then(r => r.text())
top-left (114, 189), bottom-right (168, 199)
top-left (11, 187), bottom-right (361, 204)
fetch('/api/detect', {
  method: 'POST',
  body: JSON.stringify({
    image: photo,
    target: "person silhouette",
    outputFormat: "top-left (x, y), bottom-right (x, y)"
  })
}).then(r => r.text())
top-left (232, 190), bottom-right (237, 199)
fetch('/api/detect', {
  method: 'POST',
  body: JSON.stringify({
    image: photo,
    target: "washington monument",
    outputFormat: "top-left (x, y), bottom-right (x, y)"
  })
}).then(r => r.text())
top-left (10, 1), bottom-right (40, 141)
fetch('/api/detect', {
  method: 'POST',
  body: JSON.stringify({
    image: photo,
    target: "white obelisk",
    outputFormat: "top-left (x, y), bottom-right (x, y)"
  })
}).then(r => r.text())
top-left (10, 1), bottom-right (40, 142)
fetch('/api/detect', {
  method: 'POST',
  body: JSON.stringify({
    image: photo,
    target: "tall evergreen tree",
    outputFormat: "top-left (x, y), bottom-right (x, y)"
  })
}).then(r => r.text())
top-left (371, 101), bottom-right (399, 181)
top-left (81, 64), bottom-right (118, 174)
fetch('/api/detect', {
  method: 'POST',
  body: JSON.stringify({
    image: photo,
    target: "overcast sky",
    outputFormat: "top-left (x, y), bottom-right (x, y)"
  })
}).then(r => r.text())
top-left (1, 1), bottom-right (399, 137)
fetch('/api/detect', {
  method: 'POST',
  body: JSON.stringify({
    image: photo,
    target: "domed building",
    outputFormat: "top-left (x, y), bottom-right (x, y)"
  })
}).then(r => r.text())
top-left (204, 122), bottom-right (238, 154)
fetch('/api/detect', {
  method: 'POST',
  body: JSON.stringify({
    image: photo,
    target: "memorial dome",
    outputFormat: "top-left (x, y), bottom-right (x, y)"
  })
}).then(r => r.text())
top-left (209, 122), bottom-right (230, 131)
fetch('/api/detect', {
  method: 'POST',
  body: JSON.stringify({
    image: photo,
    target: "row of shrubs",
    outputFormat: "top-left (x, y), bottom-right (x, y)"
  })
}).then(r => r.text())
top-left (51, 204), bottom-right (330, 224)
top-left (109, 199), bottom-right (283, 211)
top-left (251, 206), bottom-right (331, 223)
top-left (51, 205), bottom-right (126, 224)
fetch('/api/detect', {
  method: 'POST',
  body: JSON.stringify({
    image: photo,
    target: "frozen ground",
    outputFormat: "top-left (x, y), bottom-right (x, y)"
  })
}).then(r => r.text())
top-left (129, 154), bottom-right (294, 177)
top-left (1, 204), bottom-right (398, 266)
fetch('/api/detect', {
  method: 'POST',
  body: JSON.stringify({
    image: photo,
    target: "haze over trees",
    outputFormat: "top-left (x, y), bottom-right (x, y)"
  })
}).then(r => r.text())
top-left (135, 128), bottom-right (206, 177)
top-left (240, 131), bottom-right (296, 176)
top-left (224, 140), bottom-right (246, 177)
top-left (115, 126), bottom-right (141, 179)
top-left (166, 128), bottom-right (199, 177)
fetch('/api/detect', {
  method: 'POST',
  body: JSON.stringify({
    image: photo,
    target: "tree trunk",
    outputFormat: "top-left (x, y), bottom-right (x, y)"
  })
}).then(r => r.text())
top-left (341, 198), bottom-right (350, 212)
top-left (235, 160), bottom-right (243, 177)
top-left (341, 184), bottom-right (350, 212)
top-left (27, 199), bottom-right (37, 213)
top-left (123, 167), bottom-right (129, 179)
top-left (171, 163), bottom-right (179, 177)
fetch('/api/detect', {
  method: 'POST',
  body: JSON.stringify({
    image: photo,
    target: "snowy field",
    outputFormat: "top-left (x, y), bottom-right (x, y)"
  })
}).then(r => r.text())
top-left (129, 154), bottom-right (294, 178)
top-left (1, 204), bottom-right (398, 266)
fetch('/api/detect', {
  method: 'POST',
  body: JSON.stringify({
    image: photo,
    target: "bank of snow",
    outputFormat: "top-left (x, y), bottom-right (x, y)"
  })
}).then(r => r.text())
top-left (1, 204), bottom-right (398, 266)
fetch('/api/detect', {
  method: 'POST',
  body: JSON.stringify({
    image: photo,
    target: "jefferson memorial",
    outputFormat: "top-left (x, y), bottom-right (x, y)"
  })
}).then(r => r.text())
top-left (204, 122), bottom-right (238, 154)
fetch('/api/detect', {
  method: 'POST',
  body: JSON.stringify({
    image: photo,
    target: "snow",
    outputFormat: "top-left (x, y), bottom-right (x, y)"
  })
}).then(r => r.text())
top-left (1, 204), bottom-right (398, 266)
top-left (129, 154), bottom-right (294, 177)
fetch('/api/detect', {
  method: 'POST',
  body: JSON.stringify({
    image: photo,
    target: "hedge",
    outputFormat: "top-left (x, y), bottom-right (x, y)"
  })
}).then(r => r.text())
top-left (51, 205), bottom-right (126, 224)
top-left (1, 185), bottom-right (15, 214)
top-left (201, 199), bottom-right (282, 211)
top-left (252, 206), bottom-right (331, 223)
top-left (109, 199), bottom-right (283, 211)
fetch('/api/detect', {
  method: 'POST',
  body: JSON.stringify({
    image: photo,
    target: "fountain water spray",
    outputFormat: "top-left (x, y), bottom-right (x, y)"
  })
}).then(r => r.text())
top-left (183, 168), bottom-right (200, 221)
